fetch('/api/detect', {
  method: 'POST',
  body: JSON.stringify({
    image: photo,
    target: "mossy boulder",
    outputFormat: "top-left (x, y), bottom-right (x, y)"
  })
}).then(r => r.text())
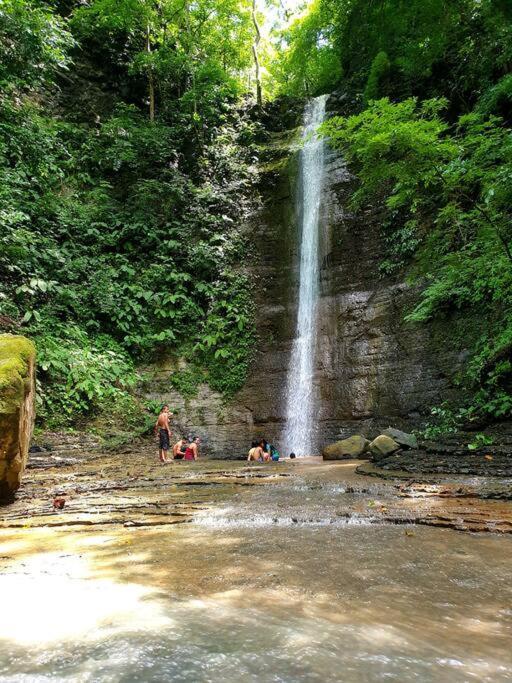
top-left (382, 427), bottom-right (418, 449)
top-left (369, 435), bottom-right (400, 461)
top-left (322, 435), bottom-right (370, 460)
top-left (0, 334), bottom-right (36, 500)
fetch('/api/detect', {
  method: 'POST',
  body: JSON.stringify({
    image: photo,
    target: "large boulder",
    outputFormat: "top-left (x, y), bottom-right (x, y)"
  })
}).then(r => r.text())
top-left (0, 334), bottom-right (36, 500)
top-left (382, 427), bottom-right (418, 450)
top-left (322, 435), bottom-right (370, 460)
top-left (369, 434), bottom-right (400, 461)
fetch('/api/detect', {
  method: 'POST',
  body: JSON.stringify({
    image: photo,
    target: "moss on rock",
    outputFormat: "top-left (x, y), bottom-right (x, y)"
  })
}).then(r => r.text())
top-left (0, 334), bottom-right (36, 500)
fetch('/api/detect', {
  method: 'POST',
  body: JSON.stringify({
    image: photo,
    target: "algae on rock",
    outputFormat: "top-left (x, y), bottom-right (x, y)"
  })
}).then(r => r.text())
top-left (322, 435), bottom-right (370, 460)
top-left (0, 334), bottom-right (36, 500)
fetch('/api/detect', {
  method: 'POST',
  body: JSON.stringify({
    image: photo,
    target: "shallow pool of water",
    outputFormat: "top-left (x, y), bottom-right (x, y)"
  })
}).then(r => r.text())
top-left (1, 462), bottom-right (511, 682)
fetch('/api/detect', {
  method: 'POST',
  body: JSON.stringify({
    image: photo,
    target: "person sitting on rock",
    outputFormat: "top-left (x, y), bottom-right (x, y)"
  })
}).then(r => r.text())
top-left (262, 440), bottom-right (280, 461)
top-left (247, 439), bottom-right (270, 462)
top-left (173, 437), bottom-right (188, 460)
top-left (184, 436), bottom-right (200, 461)
top-left (270, 444), bottom-right (280, 462)
top-left (247, 441), bottom-right (259, 461)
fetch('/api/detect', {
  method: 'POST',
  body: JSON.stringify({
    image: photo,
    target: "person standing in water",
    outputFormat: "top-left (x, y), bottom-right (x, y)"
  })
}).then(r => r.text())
top-left (155, 405), bottom-right (173, 463)
top-left (184, 436), bottom-right (200, 461)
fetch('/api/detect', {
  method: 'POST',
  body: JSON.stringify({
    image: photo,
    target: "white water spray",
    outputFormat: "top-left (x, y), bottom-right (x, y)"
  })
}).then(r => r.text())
top-left (283, 95), bottom-right (328, 456)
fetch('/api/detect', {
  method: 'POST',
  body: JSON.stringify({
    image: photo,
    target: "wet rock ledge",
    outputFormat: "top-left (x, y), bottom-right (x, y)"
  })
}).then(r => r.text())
top-left (324, 427), bottom-right (512, 480)
top-left (362, 448), bottom-right (512, 479)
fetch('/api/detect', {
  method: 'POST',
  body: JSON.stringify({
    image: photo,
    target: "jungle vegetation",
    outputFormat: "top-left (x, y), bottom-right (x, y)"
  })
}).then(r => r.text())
top-left (1, 0), bottom-right (511, 433)
top-left (0, 0), bottom-right (262, 432)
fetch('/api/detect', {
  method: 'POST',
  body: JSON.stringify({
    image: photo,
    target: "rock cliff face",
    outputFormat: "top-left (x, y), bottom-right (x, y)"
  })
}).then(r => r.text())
top-left (0, 335), bottom-right (36, 499)
top-left (145, 96), bottom-right (461, 458)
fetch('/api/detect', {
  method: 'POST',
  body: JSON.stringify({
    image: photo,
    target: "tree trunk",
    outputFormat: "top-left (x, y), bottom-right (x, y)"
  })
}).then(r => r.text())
top-left (147, 25), bottom-right (155, 122)
top-left (184, 0), bottom-right (197, 116)
top-left (149, 72), bottom-right (155, 122)
top-left (251, 0), bottom-right (262, 107)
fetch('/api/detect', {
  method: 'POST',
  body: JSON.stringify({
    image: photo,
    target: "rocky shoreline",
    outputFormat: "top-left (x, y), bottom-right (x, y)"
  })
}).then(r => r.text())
top-left (323, 426), bottom-right (512, 479)
top-left (0, 431), bottom-right (510, 535)
top-left (360, 450), bottom-right (512, 479)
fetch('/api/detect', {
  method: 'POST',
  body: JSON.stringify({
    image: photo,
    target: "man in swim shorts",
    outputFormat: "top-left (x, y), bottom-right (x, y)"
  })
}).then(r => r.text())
top-left (155, 405), bottom-right (173, 463)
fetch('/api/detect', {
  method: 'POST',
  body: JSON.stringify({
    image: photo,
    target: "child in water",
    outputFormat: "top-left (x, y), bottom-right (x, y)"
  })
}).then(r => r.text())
top-left (268, 443), bottom-right (280, 461)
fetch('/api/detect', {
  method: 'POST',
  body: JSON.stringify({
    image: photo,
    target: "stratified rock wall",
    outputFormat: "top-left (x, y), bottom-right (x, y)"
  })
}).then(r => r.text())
top-left (0, 335), bottom-right (36, 499)
top-left (146, 97), bottom-right (461, 458)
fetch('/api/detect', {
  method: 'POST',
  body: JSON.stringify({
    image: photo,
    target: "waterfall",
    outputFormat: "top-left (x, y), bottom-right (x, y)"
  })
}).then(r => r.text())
top-left (283, 95), bottom-right (328, 456)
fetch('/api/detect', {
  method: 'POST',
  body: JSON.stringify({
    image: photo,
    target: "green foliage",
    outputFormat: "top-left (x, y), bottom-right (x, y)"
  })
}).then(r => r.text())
top-left (323, 98), bottom-right (512, 422)
top-left (169, 367), bottom-right (205, 398)
top-left (89, 393), bottom-right (158, 449)
top-left (363, 51), bottom-right (391, 104)
top-left (275, 0), bottom-right (512, 108)
top-left (321, 97), bottom-right (453, 216)
top-left (194, 270), bottom-right (255, 396)
top-left (36, 325), bottom-right (137, 425)
top-left (0, 0), bottom-right (74, 89)
top-left (467, 432), bottom-right (493, 451)
top-left (419, 404), bottom-right (460, 440)
top-left (0, 0), bottom-right (260, 428)
top-left (71, 0), bottom-right (253, 121)
top-left (477, 74), bottom-right (512, 120)
top-left (268, 0), bottom-right (341, 97)
top-left (329, 0), bottom-right (465, 96)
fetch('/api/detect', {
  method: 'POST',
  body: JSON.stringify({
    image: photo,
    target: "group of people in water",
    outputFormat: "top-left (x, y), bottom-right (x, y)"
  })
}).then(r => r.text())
top-left (155, 404), bottom-right (292, 463)
top-left (247, 439), bottom-right (281, 462)
top-left (155, 405), bottom-right (200, 463)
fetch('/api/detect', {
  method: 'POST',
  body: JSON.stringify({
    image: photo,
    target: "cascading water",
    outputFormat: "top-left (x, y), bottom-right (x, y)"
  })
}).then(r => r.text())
top-left (283, 94), bottom-right (328, 456)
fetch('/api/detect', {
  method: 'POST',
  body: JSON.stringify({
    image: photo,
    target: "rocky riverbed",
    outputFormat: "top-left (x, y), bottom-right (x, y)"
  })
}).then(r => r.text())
top-left (1, 438), bottom-right (512, 682)
top-left (1, 433), bottom-right (512, 533)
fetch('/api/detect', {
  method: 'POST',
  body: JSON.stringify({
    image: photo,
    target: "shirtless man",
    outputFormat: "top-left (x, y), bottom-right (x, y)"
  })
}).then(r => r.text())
top-left (172, 437), bottom-right (188, 460)
top-left (247, 439), bottom-right (270, 462)
top-left (155, 405), bottom-right (173, 463)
